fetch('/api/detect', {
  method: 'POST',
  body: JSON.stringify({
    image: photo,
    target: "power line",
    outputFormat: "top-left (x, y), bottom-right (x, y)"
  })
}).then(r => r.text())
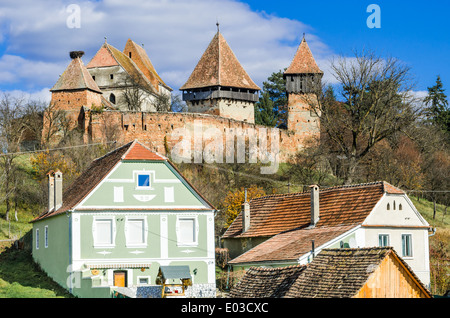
top-left (0, 140), bottom-right (118, 157)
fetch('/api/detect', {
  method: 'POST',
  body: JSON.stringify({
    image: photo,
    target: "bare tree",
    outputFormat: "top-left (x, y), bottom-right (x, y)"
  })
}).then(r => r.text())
top-left (0, 93), bottom-right (28, 220)
top-left (311, 50), bottom-right (420, 184)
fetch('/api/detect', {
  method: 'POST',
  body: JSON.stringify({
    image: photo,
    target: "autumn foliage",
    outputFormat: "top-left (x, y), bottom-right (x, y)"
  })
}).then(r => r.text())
top-left (223, 185), bottom-right (266, 229)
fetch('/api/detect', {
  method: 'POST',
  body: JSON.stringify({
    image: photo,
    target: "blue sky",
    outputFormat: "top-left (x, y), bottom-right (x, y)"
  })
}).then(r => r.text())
top-left (0, 0), bottom-right (448, 102)
top-left (244, 0), bottom-right (450, 91)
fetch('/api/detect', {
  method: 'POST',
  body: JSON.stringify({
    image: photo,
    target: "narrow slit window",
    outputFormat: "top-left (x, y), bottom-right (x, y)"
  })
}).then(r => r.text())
top-left (109, 93), bottom-right (116, 104)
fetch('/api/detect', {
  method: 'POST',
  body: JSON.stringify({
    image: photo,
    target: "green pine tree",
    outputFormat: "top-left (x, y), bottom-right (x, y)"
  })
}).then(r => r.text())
top-left (254, 91), bottom-right (277, 127)
top-left (424, 75), bottom-right (450, 134)
top-left (254, 69), bottom-right (287, 127)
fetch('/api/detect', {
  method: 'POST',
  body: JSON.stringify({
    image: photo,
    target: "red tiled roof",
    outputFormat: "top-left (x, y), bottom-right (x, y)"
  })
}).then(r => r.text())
top-left (32, 140), bottom-right (212, 222)
top-left (284, 37), bottom-right (323, 75)
top-left (122, 141), bottom-right (166, 161)
top-left (229, 224), bottom-right (357, 265)
top-left (87, 42), bottom-right (157, 94)
top-left (51, 56), bottom-right (102, 93)
top-left (86, 45), bottom-right (119, 68)
top-left (223, 181), bottom-right (403, 239)
top-left (32, 141), bottom-right (132, 222)
top-left (180, 31), bottom-right (260, 91)
top-left (123, 39), bottom-right (171, 91)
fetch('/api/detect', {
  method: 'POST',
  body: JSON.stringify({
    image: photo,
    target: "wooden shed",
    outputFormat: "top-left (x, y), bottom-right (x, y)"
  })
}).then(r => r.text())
top-left (285, 247), bottom-right (432, 298)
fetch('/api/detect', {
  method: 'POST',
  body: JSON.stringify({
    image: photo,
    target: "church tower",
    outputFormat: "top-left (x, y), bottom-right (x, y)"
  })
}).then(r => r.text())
top-left (44, 51), bottom-right (103, 144)
top-left (180, 25), bottom-right (260, 123)
top-left (283, 35), bottom-right (323, 142)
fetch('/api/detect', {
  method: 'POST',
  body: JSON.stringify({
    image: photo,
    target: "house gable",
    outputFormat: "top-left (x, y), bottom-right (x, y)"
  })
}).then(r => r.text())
top-left (76, 160), bottom-right (210, 210)
top-left (363, 193), bottom-right (429, 228)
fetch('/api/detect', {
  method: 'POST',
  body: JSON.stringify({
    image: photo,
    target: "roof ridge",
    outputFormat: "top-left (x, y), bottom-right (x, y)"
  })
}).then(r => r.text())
top-left (250, 181), bottom-right (387, 202)
top-left (93, 140), bottom-right (132, 162)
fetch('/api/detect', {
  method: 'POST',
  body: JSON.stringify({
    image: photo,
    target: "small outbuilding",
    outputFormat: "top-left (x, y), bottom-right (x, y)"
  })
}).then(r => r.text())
top-left (230, 247), bottom-right (432, 298)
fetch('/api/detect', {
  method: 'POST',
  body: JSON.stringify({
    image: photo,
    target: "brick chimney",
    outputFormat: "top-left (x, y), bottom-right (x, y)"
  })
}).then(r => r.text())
top-left (310, 184), bottom-right (319, 226)
top-left (54, 170), bottom-right (63, 211)
top-left (47, 170), bottom-right (54, 212)
top-left (242, 189), bottom-right (250, 233)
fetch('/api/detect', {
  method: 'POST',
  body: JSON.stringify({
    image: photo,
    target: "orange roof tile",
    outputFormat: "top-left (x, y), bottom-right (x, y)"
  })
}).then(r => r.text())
top-left (229, 224), bottom-right (357, 264)
top-left (284, 37), bottom-right (323, 75)
top-left (86, 45), bottom-right (119, 68)
top-left (122, 140), bottom-right (166, 160)
top-left (123, 39), bottom-right (171, 92)
top-left (87, 42), bottom-right (157, 94)
top-left (51, 55), bottom-right (102, 93)
top-left (180, 31), bottom-right (260, 91)
top-left (223, 181), bottom-right (403, 239)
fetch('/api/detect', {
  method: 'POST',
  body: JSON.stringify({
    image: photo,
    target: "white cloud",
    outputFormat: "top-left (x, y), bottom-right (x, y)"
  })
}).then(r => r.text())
top-left (0, 0), bottom-right (333, 93)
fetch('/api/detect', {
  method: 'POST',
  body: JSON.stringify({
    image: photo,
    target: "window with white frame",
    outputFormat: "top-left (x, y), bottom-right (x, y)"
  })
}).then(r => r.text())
top-left (45, 226), bottom-right (49, 248)
top-left (136, 172), bottom-right (152, 190)
top-left (402, 234), bottom-right (413, 257)
top-left (137, 276), bottom-right (151, 286)
top-left (93, 217), bottom-right (115, 247)
top-left (36, 229), bottom-right (39, 250)
top-left (378, 234), bottom-right (389, 247)
top-left (125, 217), bottom-right (147, 247)
top-left (176, 217), bottom-right (198, 246)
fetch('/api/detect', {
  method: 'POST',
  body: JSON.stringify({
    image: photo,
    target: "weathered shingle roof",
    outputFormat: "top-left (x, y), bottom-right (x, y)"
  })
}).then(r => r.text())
top-left (51, 55), bottom-right (102, 93)
top-left (284, 247), bottom-right (432, 298)
top-left (223, 182), bottom-right (402, 239)
top-left (180, 31), bottom-right (260, 91)
top-left (284, 37), bottom-right (323, 75)
top-left (230, 248), bottom-right (432, 298)
top-left (229, 265), bottom-right (306, 298)
top-left (229, 224), bottom-right (357, 265)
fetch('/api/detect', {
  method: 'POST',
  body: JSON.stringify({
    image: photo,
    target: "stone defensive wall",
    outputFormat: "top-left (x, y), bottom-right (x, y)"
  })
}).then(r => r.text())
top-left (85, 110), bottom-right (317, 171)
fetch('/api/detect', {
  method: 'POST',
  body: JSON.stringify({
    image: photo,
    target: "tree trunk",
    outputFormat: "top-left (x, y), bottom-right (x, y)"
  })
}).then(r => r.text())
top-left (433, 200), bottom-right (436, 219)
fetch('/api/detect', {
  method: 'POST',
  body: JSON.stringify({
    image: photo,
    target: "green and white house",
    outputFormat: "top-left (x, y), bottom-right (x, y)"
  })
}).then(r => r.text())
top-left (31, 140), bottom-right (216, 298)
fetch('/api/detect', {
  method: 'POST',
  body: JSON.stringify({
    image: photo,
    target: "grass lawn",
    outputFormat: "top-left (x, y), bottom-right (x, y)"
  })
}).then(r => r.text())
top-left (0, 241), bottom-right (72, 298)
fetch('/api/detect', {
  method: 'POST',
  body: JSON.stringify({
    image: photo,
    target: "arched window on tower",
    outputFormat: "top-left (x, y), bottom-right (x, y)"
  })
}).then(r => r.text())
top-left (109, 93), bottom-right (116, 104)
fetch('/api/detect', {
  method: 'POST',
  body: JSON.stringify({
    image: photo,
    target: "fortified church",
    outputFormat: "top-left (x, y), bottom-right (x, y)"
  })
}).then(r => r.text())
top-left (44, 27), bottom-right (323, 165)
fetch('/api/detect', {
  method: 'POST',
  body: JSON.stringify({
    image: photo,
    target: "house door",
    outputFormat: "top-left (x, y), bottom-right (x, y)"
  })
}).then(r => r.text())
top-left (114, 271), bottom-right (127, 287)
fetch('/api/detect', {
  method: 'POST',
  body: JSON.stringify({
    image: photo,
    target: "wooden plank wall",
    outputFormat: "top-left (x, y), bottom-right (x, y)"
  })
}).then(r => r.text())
top-left (355, 254), bottom-right (430, 298)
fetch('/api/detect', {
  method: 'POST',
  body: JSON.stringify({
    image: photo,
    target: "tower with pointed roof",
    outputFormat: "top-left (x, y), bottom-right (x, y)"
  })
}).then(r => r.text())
top-left (44, 51), bottom-right (104, 143)
top-left (283, 35), bottom-right (322, 141)
top-left (180, 26), bottom-right (260, 123)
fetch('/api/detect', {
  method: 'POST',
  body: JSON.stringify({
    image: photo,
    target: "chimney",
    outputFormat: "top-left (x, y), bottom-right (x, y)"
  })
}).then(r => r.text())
top-left (242, 189), bottom-right (250, 233)
top-left (310, 184), bottom-right (319, 226)
top-left (54, 169), bottom-right (63, 211)
top-left (47, 171), bottom-right (54, 212)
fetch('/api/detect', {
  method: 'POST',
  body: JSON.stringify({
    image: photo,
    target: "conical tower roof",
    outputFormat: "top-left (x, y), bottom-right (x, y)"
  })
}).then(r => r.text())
top-left (284, 36), bottom-right (323, 75)
top-left (51, 52), bottom-right (102, 93)
top-left (180, 31), bottom-right (260, 91)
